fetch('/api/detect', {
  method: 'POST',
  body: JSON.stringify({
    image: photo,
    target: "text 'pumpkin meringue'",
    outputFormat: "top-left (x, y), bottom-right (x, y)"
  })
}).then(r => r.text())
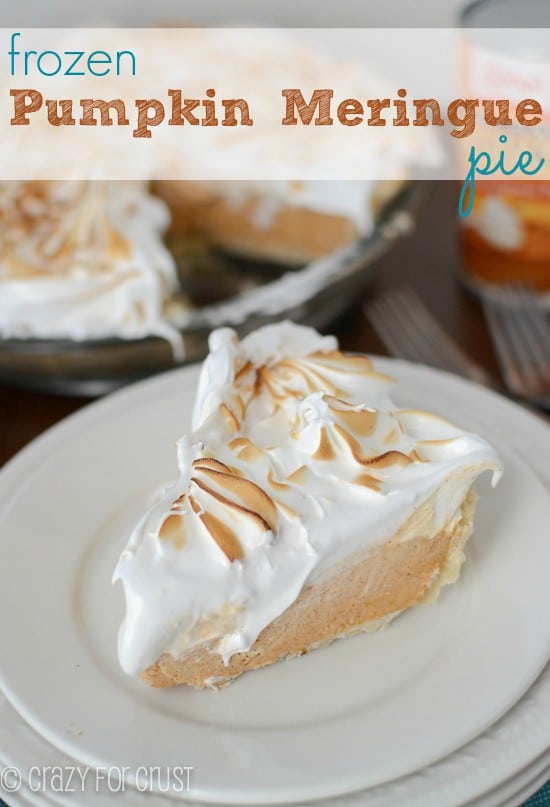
top-left (113, 321), bottom-right (502, 688)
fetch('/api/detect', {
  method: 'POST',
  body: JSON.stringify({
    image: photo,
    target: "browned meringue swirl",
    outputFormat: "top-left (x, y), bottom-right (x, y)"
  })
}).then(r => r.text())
top-left (158, 349), bottom-right (426, 562)
top-left (0, 181), bottom-right (132, 278)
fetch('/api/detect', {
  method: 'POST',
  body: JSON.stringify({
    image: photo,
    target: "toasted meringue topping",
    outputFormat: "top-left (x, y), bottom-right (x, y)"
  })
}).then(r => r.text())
top-left (159, 514), bottom-right (188, 550)
top-left (114, 322), bottom-right (502, 675)
top-left (0, 180), bottom-right (186, 351)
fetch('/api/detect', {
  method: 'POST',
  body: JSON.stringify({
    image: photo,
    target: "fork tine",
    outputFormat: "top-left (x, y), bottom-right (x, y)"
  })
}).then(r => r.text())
top-left (482, 285), bottom-right (550, 400)
top-left (369, 293), bottom-right (446, 368)
top-left (482, 298), bottom-right (525, 394)
top-left (512, 287), bottom-right (550, 383)
top-left (366, 287), bottom-right (494, 385)
top-left (368, 299), bottom-right (428, 363)
top-left (498, 291), bottom-right (541, 389)
top-left (508, 306), bottom-right (549, 385)
top-left (367, 310), bottom-right (413, 361)
top-left (516, 285), bottom-right (550, 343)
top-left (396, 287), bottom-right (475, 373)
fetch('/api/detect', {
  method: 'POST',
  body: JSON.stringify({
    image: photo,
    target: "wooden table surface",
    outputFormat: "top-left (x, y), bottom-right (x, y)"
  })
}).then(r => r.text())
top-left (0, 182), bottom-right (505, 468)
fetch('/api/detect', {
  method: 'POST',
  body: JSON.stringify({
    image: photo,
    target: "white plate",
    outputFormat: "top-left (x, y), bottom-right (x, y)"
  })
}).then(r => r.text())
top-left (3, 666), bottom-right (550, 807)
top-left (0, 360), bottom-right (550, 805)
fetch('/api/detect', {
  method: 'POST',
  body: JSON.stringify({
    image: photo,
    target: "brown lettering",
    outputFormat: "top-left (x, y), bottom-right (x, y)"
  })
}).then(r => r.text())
top-left (516, 98), bottom-right (543, 126)
top-left (80, 98), bottom-right (128, 126)
top-left (133, 99), bottom-right (165, 138)
top-left (168, 90), bottom-right (201, 125)
top-left (366, 99), bottom-right (391, 126)
top-left (46, 99), bottom-right (75, 126)
top-left (447, 99), bottom-right (479, 138)
top-left (337, 98), bottom-right (364, 126)
top-left (10, 89), bottom-right (42, 124)
top-left (282, 89), bottom-right (334, 125)
top-left (222, 98), bottom-right (253, 126)
top-left (413, 99), bottom-right (444, 127)
top-left (482, 99), bottom-right (512, 127)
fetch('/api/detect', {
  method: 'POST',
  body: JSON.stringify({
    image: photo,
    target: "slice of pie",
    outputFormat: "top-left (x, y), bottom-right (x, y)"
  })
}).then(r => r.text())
top-left (114, 322), bottom-right (501, 688)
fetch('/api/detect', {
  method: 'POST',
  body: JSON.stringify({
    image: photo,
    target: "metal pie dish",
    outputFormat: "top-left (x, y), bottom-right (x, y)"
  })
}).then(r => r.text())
top-left (0, 182), bottom-right (427, 396)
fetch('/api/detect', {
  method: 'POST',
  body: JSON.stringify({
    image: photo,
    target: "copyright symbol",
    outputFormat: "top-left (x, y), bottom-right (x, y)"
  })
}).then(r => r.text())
top-left (1, 766), bottom-right (21, 792)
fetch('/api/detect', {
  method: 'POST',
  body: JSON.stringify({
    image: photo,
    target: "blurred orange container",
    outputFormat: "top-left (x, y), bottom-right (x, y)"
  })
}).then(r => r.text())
top-left (460, 0), bottom-right (550, 294)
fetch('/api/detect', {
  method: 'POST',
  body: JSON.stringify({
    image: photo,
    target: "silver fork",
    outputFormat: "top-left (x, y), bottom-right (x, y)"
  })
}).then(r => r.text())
top-left (365, 286), bottom-right (495, 388)
top-left (481, 285), bottom-right (550, 409)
